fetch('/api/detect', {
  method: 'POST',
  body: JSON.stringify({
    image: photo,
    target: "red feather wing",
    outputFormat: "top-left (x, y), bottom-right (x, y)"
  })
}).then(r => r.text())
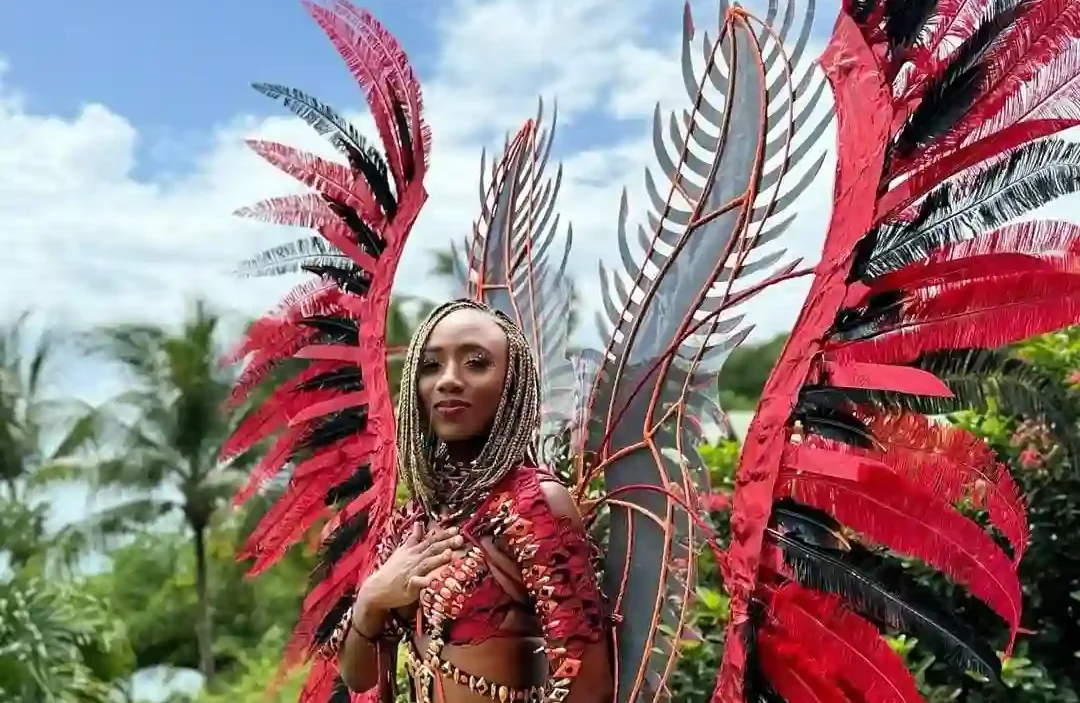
top-left (714, 0), bottom-right (1080, 699)
top-left (221, 4), bottom-right (429, 700)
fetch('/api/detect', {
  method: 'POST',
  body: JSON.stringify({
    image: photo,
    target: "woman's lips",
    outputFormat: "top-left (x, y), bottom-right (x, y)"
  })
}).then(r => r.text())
top-left (433, 401), bottom-right (470, 419)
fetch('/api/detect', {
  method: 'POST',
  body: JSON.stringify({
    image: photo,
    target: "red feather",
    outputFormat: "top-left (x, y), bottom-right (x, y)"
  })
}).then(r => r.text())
top-left (866, 251), bottom-right (1080, 294)
top-left (831, 271), bottom-right (1080, 364)
top-left (758, 631), bottom-right (856, 703)
top-left (766, 584), bottom-right (922, 703)
top-left (714, 14), bottom-right (895, 700)
top-left (302, 1), bottom-right (429, 192)
top-left (777, 463), bottom-right (1022, 648)
top-left (234, 193), bottom-right (335, 228)
top-left (911, 0), bottom-right (1080, 166)
top-left (240, 434), bottom-right (375, 573)
top-left (863, 412), bottom-right (1029, 561)
top-left (221, 361), bottom-right (344, 463)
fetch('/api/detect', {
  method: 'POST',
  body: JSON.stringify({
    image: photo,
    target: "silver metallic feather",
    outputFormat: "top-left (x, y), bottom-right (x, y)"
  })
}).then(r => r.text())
top-left (579, 2), bottom-right (835, 701)
top-left (455, 99), bottom-right (578, 457)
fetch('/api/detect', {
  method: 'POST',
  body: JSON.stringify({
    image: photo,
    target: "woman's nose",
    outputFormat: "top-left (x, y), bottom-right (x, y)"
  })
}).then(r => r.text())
top-left (435, 366), bottom-right (464, 393)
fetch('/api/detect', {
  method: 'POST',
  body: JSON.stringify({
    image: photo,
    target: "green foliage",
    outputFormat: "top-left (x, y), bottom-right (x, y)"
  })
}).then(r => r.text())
top-left (944, 333), bottom-right (1080, 698)
top-left (0, 577), bottom-right (134, 702)
top-left (187, 628), bottom-right (305, 703)
top-left (665, 439), bottom-right (738, 701)
top-left (716, 334), bottom-right (787, 410)
top-left (89, 516), bottom-right (314, 676)
top-left (887, 635), bottom-right (1076, 703)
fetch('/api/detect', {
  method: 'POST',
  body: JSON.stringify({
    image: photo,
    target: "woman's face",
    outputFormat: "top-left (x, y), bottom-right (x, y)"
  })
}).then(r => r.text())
top-left (417, 308), bottom-right (508, 443)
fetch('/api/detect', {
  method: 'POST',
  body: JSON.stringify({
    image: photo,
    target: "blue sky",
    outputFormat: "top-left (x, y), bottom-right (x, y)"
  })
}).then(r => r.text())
top-left (0, 0), bottom-right (441, 179)
top-left (0, 0), bottom-right (844, 363)
top-left (0, 0), bottom-right (694, 180)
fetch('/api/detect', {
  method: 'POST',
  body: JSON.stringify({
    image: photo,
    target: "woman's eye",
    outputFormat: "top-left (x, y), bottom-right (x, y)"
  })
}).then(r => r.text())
top-left (419, 359), bottom-right (440, 373)
top-left (466, 356), bottom-right (490, 369)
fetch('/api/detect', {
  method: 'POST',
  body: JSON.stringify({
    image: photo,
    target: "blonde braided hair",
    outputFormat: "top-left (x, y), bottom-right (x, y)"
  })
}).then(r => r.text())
top-left (395, 299), bottom-right (541, 518)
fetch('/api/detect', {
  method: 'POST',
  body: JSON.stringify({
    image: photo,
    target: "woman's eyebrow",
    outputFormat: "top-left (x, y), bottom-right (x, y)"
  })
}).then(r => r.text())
top-left (422, 341), bottom-right (491, 355)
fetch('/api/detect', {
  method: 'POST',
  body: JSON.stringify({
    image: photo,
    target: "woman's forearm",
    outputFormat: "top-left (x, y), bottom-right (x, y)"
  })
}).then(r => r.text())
top-left (338, 599), bottom-right (391, 692)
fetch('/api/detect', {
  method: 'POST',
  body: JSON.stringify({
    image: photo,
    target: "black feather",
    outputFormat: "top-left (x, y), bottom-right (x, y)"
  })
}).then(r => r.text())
top-left (883, 0), bottom-right (939, 50)
top-left (859, 139), bottom-right (1080, 279)
top-left (830, 290), bottom-right (905, 341)
top-left (345, 145), bottom-right (398, 219)
top-left (303, 263), bottom-right (372, 297)
top-left (324, 196), bottom-right (387, 256)
top-left (296, 407), bottom-right (368, 455)
top-left (849, 0), bottom-right (879, 25)
top-left (299, 315), bottom-right (360, 346)
top-left (771, 498), bottom-right (852, 551)
top-left (390, 91), bottom-right (415, 183)
top-left (768, 526), bottom-right (1004, 683)
top-left (252, 82), bottom-right (397, 218)
top-left (313, 592), bottom-right (354, 646)
top-left (312, 510), bottom-right (370, 585)
top-left (794, 400), bottom-right (877, 449)
top-left (892, 0), bottom-right (1022, 158)
top-left (295, 367), bottom-right (363, 393)
top-left (849, 227), bottom-right (882, 284)
top-left (744, 599), bottom-right (786, 703)
top-left (324, 464), bottom-right (373, 507)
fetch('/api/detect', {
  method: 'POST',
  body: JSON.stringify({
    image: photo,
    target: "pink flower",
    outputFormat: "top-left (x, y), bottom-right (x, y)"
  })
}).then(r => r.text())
top-left (1019, 446), bottom-right (1044, 469)
top-left (1068, 370), bottom-right (1080, 386)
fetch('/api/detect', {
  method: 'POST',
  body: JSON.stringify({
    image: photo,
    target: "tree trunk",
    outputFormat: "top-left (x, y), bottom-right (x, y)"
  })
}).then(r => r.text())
top-left (193, 524), bottom-right (215, 682)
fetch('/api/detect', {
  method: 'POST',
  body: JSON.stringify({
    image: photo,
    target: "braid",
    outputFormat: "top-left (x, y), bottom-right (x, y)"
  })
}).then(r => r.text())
top-left (395, 299), bottom-right (541, 518)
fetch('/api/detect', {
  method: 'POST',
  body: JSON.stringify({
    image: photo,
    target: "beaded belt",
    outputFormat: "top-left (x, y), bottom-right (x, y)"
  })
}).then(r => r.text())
top-left (403, 640), bottom-right (544, 702)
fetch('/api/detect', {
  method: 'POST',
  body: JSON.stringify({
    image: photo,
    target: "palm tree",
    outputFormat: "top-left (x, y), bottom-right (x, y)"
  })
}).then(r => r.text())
top-left (0, 312), bottom-right (52, 503)
top-left (69, 300), bottom-right (258, 683)
top-left (69, 296), bottom-right (423, 684)
top-left (0, 313), bottom-right (135, 701)
top-left (0, 312), bottom-right (94, 570)
top-left (0, 577), bottom-right (134, 703)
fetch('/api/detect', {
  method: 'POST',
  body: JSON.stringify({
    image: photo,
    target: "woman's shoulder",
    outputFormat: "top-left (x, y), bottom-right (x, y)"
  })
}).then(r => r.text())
top-left (484, 463), bottom-right (582, 521)
top-left (500, 462), bottom-right (563, 488)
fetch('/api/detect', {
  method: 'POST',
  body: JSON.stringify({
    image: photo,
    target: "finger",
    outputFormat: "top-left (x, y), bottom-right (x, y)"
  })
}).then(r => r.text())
top-left (409, 573), bottom-right (437, 592)
top-left (422, 533), bottom-right (464, 557)
top-left (404, 521), bottom-right (424, 547)
top-left (419, 525), bottom-right (458, 550)
top-left (416, 549), bottom-right (454, 576)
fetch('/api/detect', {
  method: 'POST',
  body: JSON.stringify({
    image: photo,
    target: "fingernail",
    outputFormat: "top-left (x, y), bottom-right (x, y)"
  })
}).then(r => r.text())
top-left (448, 526), bottom-right (459, 534)
top-left (453, 536), bottom-right (463, 546)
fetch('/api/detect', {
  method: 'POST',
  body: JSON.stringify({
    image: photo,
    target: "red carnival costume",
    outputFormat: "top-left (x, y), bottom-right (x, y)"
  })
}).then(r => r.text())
top-left (224, 0), bottom-right (1080, 701)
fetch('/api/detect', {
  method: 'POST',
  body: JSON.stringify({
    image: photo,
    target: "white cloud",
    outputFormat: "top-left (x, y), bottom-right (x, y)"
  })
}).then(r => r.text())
top-left (0, 0), bottom-right (836, 379)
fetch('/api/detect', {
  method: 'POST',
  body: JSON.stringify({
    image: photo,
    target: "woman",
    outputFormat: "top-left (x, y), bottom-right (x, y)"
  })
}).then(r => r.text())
top-left (328, 300), bottom-right (613, 702)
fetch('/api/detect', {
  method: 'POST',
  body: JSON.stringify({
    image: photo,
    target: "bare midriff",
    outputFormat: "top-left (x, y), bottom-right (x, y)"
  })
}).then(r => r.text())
top-left (408, 633), bottom-right (548, 702)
